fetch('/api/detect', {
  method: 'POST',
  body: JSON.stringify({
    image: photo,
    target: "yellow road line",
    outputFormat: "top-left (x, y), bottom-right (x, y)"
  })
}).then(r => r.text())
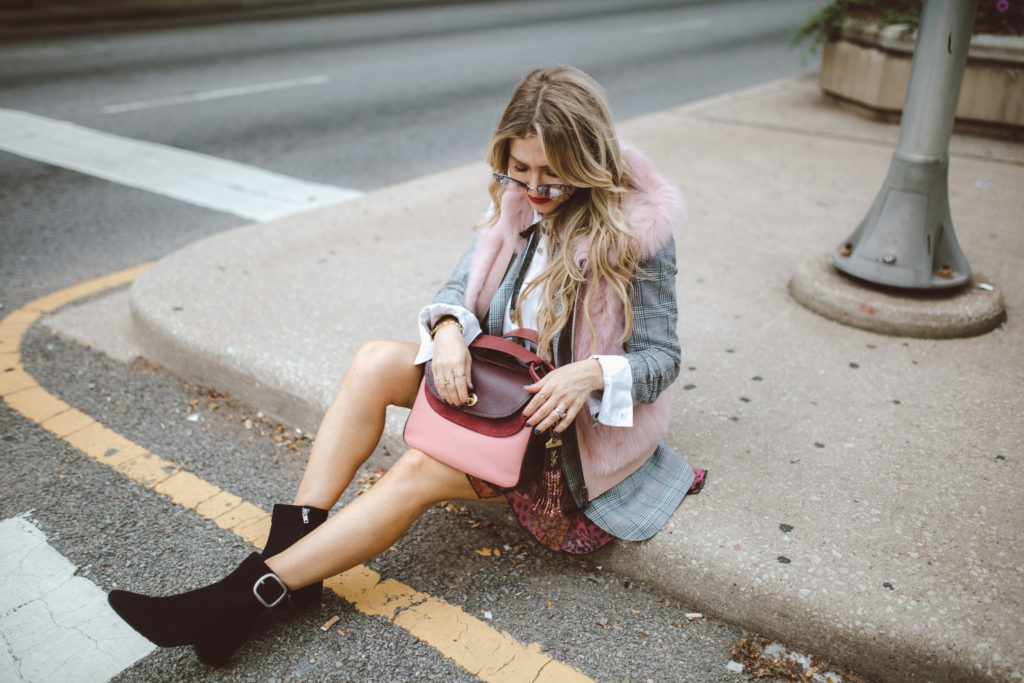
top-left (0, 266), bottom-right (591, 683)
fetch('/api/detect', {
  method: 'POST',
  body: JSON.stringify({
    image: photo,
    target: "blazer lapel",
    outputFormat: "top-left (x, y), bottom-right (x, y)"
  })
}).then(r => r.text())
top-left (483, 224), bottom-right (539, 336)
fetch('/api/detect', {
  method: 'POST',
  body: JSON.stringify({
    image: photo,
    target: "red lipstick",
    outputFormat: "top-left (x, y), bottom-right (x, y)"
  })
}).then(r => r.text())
top-left (527, 195), bottom-right (551, 205)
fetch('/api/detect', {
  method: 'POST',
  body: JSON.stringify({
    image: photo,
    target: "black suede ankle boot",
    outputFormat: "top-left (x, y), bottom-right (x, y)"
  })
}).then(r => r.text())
top-left (108, 552), bottom-right (287, 667)
top-left (262, 503), bottom-right (328, 607)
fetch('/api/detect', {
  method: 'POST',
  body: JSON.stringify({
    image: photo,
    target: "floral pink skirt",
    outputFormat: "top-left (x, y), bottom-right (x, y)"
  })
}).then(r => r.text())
top-left (469, 446), bottom-right (706, 555)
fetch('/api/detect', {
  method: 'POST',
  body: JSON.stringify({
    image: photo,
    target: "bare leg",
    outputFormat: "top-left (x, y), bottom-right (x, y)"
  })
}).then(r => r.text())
top-left (293, 340), bottom-right (422, 509)
top-left (266, 449), bottom-right (500, 590)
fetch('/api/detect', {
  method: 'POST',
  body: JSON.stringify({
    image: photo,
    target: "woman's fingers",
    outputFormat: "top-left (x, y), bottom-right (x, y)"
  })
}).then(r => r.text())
top-left (523, 360), bottom-right (603, 431)
top-left (459, 353), bottom-right (475, 405)
top-left (434, 364), bottom-right (469, 405)
top-left (533, 394), bottom-right (583, 434)
top-left (521, 379), bottom-right (546, 418)
top-left (431, 336), bottom-right (474, 406)
top-left (523, 381), bottom-right (584, 434)
top-left (431, 326), bottom-right (473, 405)
top-left (551, 399), bottom-right (581, 434)
top-left (452, 368), bottom-right (471, 405)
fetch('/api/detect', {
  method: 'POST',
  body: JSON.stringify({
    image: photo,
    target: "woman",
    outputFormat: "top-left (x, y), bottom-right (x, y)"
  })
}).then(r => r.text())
top-left (108, 65), bottom-right (703, 667)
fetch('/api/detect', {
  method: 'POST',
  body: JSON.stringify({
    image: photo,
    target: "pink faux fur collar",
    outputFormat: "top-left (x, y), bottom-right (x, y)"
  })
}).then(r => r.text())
top-left (463, 143), bottom-right (685, 319)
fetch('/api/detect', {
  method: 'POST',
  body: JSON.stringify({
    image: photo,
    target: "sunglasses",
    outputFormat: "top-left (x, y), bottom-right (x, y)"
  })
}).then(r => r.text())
top-left (493, 173), bottom-right (573, 199)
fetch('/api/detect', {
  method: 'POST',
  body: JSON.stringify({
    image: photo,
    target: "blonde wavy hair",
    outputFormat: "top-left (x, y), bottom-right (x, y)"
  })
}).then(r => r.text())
top-left (482, 65), bottom-right (638, 360)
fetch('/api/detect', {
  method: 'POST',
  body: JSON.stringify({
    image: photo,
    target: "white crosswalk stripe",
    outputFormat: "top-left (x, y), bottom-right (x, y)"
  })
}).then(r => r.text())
top-left (101, 75), bottom-right (331, 113)
top-left (0, 516), bottom-right (156, 682)
top-left (0, 108), bottom-right (362, 222)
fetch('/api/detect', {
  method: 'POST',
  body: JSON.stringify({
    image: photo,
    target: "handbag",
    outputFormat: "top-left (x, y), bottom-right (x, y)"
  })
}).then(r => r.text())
top-left (403, 330), bottom-right (553, 487)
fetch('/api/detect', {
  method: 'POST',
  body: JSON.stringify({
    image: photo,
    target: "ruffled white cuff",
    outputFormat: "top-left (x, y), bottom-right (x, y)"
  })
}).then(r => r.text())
top-left (586, 354), bottom-right (633, 427)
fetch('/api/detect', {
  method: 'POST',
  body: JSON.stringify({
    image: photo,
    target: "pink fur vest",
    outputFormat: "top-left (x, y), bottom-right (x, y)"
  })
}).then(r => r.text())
top-left (461, 145), bottom-right (686, 498)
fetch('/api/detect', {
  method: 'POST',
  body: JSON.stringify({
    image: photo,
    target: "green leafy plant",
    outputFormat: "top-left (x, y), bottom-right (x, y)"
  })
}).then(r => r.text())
top-left (790, 0), bottom-right (1024, 54)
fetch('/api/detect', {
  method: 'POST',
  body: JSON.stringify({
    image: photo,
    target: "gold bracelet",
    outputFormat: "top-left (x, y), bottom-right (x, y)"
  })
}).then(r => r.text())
top-left (430, 318), bottom-right (462, 338)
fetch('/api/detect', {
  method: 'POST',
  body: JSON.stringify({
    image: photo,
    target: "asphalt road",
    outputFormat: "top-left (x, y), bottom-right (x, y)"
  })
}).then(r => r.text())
top-left (0, 0), bottom-right (837, 679)
top-left (0, 0), bottom-right (822, 309)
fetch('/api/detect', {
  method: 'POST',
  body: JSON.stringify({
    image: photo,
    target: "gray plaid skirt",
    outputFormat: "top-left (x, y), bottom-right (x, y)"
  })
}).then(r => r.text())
top-left (564, 438), bottom-right (697, 542)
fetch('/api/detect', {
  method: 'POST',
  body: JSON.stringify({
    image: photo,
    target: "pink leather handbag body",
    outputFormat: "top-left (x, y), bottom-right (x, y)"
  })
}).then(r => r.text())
top-left (404, 331), bottom-right (552, 487)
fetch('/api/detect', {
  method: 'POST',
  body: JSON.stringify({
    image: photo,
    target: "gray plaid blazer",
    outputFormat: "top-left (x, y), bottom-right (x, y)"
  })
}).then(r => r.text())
top-left (434, 228), bottom-right (696, 542)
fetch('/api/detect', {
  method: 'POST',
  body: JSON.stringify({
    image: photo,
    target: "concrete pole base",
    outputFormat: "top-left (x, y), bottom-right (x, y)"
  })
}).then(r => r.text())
top-left (789, 254), bottom-right (1006, 338)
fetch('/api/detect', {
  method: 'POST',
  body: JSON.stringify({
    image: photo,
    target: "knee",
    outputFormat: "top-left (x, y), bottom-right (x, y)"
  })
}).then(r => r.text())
top-left (344, 340), bottom-right (420, 407)
top-left (388, 449), bottom-right (439, 483)
top-left (382, 450), bottom-right (460, 505)
top-left (350, 340), bottom-right (400, 374)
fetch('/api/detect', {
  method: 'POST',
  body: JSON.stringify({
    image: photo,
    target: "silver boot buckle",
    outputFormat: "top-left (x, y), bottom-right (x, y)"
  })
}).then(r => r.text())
top-left (253, 572), bottom-right (288, 608)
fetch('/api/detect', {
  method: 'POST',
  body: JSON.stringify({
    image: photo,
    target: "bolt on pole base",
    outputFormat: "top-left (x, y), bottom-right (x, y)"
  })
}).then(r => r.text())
top-left (833, 152), bottom-right (970, 289)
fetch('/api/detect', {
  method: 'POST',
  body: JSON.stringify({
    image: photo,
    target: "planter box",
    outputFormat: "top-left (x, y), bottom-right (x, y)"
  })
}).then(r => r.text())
top-left (818, 22), bottom-right (1024, 134)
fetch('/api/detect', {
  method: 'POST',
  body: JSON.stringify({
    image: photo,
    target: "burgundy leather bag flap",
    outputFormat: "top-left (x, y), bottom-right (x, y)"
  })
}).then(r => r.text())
top-left (404, 331), bottom-right (551, 487)
top-left (422, 333), bottom-right (551, 428)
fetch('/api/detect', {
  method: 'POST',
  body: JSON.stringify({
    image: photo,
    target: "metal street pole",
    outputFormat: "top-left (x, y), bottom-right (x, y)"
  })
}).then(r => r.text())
top-left (833, 0), bottom-right (979, 289)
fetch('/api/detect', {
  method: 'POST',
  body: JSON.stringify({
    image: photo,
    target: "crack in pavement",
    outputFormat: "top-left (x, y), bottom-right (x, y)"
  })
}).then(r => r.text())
top-left (20, 599), bottom-right (76, 681)
top-left (531, 659), bottom-right (552, 683)
top-left (0, 627), bottom-right (27, 682)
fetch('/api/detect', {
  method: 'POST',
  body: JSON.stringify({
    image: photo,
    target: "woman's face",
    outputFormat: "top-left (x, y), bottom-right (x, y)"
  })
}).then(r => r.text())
top-left (507, 137), bottom-right (573, 215)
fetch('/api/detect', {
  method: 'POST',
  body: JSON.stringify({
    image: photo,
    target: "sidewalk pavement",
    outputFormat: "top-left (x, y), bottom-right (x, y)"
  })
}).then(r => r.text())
top-left (49, 76), bottom-right (1024, 682)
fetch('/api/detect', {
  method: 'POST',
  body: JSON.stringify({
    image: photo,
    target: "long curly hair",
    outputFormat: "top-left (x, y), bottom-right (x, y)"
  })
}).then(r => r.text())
top-left (482, 65), bottom-right (638, 360)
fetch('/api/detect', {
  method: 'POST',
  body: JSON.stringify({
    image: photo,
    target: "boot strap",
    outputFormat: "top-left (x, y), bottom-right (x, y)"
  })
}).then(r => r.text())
top-left (253, 573), bottom-right (288, 608)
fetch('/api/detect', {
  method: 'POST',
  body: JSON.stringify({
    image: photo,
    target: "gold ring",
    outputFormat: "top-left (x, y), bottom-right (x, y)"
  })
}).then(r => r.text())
top-left (443, 378), bottom-right (450, 387)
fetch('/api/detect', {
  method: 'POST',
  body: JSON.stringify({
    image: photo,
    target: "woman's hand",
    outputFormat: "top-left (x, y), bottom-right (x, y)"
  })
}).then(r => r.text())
top-left (431, 323), bottom-right (473, 405)
top-left (523, 359), bottom-right (604, 434)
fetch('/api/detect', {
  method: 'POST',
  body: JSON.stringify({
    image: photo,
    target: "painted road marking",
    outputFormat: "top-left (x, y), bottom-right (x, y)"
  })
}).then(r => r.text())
top-left (0, 266), bottom-right (591, 683)
top-left (102, 75), bottom-right (332, 114)
top-left (640, 18), bottom-right (712, 35)
top-left (0, 108), bottom-right (363, 222)
top-left (0, 516), bottom-right (156, 682)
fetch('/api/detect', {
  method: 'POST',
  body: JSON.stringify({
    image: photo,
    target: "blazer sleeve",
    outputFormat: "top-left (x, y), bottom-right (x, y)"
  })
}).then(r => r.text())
top-left (432, 232), bottom-right (478, 307)
top-left (624, 235), bottom-right (681, 404)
